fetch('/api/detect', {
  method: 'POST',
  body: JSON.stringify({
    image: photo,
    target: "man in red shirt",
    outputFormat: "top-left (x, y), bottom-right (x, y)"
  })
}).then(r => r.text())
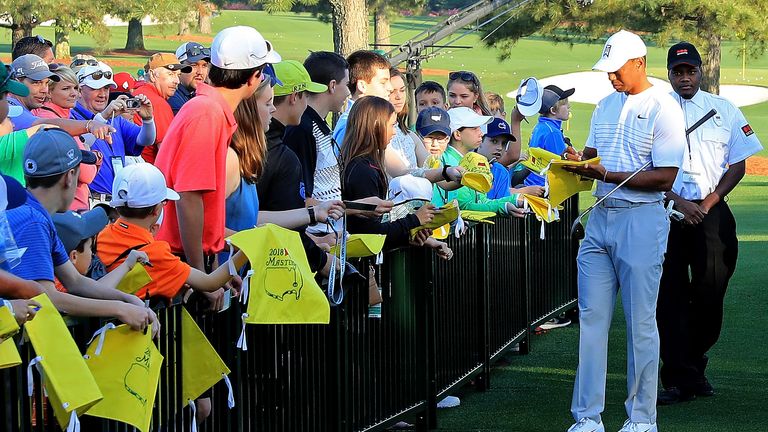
top-left (134, 53), bottom-right (191, 164)
top-left (155, 26), bottom-right (280, 273)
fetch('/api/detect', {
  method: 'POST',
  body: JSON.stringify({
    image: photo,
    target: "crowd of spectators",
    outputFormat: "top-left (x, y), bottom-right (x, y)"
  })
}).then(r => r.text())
top-left (0, 29), bottom-right (570, 426)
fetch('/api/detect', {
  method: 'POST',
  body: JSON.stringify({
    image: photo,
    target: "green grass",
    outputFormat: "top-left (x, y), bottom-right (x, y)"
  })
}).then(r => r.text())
top-left (436, 176), bottom-right (768, 431)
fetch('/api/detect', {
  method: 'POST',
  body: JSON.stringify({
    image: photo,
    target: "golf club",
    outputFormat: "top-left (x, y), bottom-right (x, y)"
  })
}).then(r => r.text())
top-left (570, 108), bottom-right (717, 240)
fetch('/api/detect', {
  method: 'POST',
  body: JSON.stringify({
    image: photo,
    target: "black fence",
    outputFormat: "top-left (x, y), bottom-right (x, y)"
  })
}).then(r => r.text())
top-left (0, 196), bottom-right (578, 432)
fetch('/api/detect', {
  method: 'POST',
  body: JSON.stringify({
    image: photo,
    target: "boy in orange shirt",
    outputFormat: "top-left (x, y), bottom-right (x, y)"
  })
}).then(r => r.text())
top-left (97, 163), bottom-right (248, 301)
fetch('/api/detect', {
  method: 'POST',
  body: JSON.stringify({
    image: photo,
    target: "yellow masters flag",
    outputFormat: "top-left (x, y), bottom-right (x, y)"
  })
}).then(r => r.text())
top-left (330, 234), bottom-right (386, 258)
top-left (410, 201), bottom-right (460, 237)
top-left (520, 147), bottom-right (561, 175)
top-left (228, 224), bottom-right (330, 324)
top-left (0, 304), bottom-right (19, 340)
top-left (115, 264), bottom-right (153, 294)
top-left (25, 294), bottom-right (103, 430)
top-left (180, 307), bottom-right (232, 405)
top-left (546, 156), bottom-right (600, 207)
top-left (84, 324), bottom-right (162, 432)
top-left (522, 194), bottom-right (561, 223)
top-left (0, 337), bottom-right (21, 369)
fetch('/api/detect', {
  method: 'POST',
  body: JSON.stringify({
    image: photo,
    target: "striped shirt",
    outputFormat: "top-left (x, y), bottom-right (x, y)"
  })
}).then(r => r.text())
top-left (586, 86), bottom-right (685, 202)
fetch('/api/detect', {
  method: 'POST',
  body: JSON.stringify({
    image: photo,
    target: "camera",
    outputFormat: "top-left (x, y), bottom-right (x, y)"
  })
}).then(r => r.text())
top-left (125, 98), bottom-right (141, 109)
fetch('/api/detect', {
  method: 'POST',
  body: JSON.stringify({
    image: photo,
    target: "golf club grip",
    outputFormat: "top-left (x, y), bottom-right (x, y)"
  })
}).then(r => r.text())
top-left (686, 109), bottom-right (717, 136)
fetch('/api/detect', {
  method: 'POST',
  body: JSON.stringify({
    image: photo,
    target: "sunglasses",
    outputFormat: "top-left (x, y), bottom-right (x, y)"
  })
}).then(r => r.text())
top-left (79, 70), bottom-right (113, 83)
top-left (34, 35), bottom-right (53, 47)
top-left (48, 63), bottom-right (67, 72)
top-left (184, 46), bottom-right (211, 58)
top-left (449, 71), bottom-right (479, 85)
top-left (71, 58), bottom-right (99, 68)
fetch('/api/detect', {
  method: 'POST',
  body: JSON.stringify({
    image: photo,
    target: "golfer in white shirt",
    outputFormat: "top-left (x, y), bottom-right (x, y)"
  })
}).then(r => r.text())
top-left (562, 30), bottom-right (686, 432)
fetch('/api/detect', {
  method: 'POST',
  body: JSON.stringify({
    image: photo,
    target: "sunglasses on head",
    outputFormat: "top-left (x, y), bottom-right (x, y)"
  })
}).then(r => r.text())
top-left (185, 46), bottom-right (210, 58)
top-left (79, 70), bottom-right (112, 83)
top-left (449, 71), bottom-right (479, 84)
top-left (34, 35), bottom-right (53, 46)
top-left (71, 58), bottom-right (99, 68)
top-left (48, 63), bottom-right (67, 72)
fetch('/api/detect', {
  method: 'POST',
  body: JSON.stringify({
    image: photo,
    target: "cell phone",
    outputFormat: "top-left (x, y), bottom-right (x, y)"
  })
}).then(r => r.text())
top-left (218, 289), bottom-right (232, 313)
top-left (125, 98), bottom-right (141, 109)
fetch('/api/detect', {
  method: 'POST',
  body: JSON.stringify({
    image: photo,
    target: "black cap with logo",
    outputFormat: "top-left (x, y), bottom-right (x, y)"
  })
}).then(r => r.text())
top-left (667, 42), bottom-right (702, 70)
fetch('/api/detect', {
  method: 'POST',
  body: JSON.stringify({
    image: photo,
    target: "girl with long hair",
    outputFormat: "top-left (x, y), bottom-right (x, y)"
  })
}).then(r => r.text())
top-left (447, 70), bottom-right (492, 115)
top-left (342, 96), bottom-right (451, 258)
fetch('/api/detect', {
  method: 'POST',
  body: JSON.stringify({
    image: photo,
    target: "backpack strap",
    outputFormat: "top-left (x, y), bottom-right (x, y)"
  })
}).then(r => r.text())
top-left (105, 243), bottom-right (149, 269)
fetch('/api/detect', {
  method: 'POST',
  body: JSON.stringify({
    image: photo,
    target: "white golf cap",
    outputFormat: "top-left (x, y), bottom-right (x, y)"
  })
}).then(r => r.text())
top-left (447, 107), bottom-right (493, 133)
top-left (516, 77), bottom-right (543, 117)
top-left (211, 26), bottom-right (282, 70)
top-left (77, 62), bottom-right (117, 90)
top-left (109, 163), bottom-right (180, 208)
top-left (592, 30), bottom-right (648, 73)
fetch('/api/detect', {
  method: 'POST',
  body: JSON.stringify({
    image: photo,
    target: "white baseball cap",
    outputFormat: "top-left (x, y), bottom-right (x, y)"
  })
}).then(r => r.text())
top-left (211, 26), bottom-right (282, 70)
top-left (77, 62), bottom-right (117, 90)
top-left (110, 163), bottom-right (180, 208)
top-left (592, 30), bottom-right (648, 73)
top-left (516, 77), bottom-right (543, 117)
top-left (447, 107), bottom-right (493, 133)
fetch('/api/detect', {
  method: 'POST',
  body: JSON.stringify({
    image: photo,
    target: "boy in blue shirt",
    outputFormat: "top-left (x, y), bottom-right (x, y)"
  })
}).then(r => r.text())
top-left (525, 85), bottom-right (574, 187)
top-left (6, 128), bottom-right (156, 333)
top-left (477, 118), bottom-right (514, 199)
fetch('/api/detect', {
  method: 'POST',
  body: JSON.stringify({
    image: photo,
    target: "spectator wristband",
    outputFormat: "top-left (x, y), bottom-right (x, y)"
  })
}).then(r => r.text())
top-left (442, 165), bottom-right (452, 182)
top-left (307, 206), bottom-right (317, 225)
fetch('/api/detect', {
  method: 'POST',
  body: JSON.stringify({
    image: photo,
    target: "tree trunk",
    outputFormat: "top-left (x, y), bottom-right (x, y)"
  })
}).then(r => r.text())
top-left (329, 0), bottom-right (369, 56)
top-left (198, 2), bottom-right (213, 34)
top-left (125, 18), bottom-right (146, 51)
top-left (10, 11), bottom-right (35, 48)
top-left (179, 19), bottom-right (191, 36)
top-left (179, 10), bottom-right (196, 35)
top-left (11, 27), bottom-right (25, 49)
top-left (373, 2), bottom-right (391, 49)
top-left (54, 27), bottom-right (71, 59)
top-left (699, 26), bottom-right (721, 95)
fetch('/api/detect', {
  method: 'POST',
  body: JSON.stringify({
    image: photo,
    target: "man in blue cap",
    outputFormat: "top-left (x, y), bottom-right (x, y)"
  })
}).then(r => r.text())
top-left (5, 127), bottom-right (156, 333)
top-left (169, 42), bottom-right (211, 114)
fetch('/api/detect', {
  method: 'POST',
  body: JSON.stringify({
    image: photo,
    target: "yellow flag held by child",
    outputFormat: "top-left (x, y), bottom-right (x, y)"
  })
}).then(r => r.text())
top-left (180, 307), bottom-right (233, 407)
top-left (24, 294), bottom-right (103, 431)
top-left (115, 264), bottom-right (153, 294)
top-left (522, 194), bottom-right (561, 223)
top-left (0, 338), bottom-right (21, 369)
top-left (83, 324), bottom-right (162, 432)
top-left (228, 224), bottom-right (330, 324)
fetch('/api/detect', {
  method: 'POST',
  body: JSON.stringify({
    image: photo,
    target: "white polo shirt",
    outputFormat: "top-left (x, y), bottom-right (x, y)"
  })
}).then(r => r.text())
top-left (586, 85), bottom-right (686, 202)
top-left (670, 90), bottom-right (763, 200)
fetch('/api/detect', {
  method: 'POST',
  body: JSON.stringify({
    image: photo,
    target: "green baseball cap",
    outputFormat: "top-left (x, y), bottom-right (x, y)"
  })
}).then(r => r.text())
top-left (0, 61), bottom-right (30, 97)
top-left (273, 60), bottom-right (328, 97)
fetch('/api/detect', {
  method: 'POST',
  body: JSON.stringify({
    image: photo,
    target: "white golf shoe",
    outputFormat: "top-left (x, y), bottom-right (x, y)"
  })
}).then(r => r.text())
top-left (567, 418), bottom-right (605, 432)
top-left (618, 419), bottom-right (658, 432)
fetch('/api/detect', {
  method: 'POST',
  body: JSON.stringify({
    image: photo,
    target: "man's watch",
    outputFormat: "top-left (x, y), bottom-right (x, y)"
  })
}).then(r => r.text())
top-left (307, 206), bottom-right (317, 225)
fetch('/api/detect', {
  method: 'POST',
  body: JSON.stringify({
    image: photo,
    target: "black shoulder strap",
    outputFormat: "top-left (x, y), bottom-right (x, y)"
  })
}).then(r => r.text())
top-left (106, 243), bottom-right (149, 268)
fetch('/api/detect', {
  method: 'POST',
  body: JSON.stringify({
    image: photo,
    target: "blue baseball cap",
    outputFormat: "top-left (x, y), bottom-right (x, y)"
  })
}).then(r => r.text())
top-left (416, 106), bottom-right (451, 137)
top-left (484, 118), bottom-right (516, 141)
top-left (23, 128), bottom-right (97, 178)
top-left (52, 207), bottom-right (108, 252)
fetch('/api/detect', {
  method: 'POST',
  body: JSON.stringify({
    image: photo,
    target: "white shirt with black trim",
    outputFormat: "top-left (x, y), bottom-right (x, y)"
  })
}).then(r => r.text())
top-left (586, 85), bottom-right (686, 203)
top-left (670, 90), bottom-right (763, 200)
